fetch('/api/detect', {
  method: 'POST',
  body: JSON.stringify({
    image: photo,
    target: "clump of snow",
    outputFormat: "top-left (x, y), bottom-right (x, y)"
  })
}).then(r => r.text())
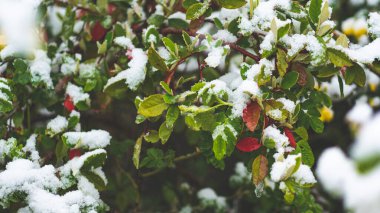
top-left (205, 46), bottom-right (228, 68)
top-left (22, 134), bottom-right (40, 164)
top-left (292, 164), bottom-right (316, 185)
top-left (30, 50), bottom-right (53, 88)
top-left (267, 109), bottom-right (283, 121)
top-left (368, 13), bottom-right (380, 38)
top-left (114, 36), bottom-right (135, 49)
top-left (263, 125), bottom-right (290, 153)
top-left (0, 159), bottom-right (61, 204)
top-left (281, 34), bottom-right (325, 66)
top-left (212, 123), bottom-right (237, 141)
top-left (270, 153), bottom-right (300, 182)
top-left (47, 115), bottom-right (68, 136)
top-left (198, 80), bottom-right (232, 100)
top-left (344, 38), bottom-right (380, 63)
top-left (104, 48), bottom-right (148, 90)
top-left (277, 98), bottom-right (296, 113)
top-left (230, 80), bottom-right (262, 117)
top-left (65, 83), bottom-right (90, 106)
top-left (62, 130), bottom-right (111, 149)
top-left (197, 188), bottom-right (227, 210)
top-left (213, 30), bottom-right (237, 43)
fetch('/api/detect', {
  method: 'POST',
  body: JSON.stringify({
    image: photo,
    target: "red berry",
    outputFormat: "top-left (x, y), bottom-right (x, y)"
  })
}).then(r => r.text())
top-left (69, 149), bottom-right (81, 159)
top-left (284, 128), bottom-right (297, 148)
top-left (64, 96), bottom-right (75, 112)
top-left (91, 22), bottom-right (107, 41)
top-left (236, 137), bottom-right (261, 152)
top-left (107, 4), bottom-right (117, 14)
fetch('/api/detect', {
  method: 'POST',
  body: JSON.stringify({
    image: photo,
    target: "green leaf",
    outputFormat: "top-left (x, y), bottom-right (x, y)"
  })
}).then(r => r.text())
top-left (218, 0), bottom-right (247, 9)
top-left (133, 136), bottom-right (143, 169)
top-left (277, 49), bottom-right (288, 77)
top-left (345, 63), bottom-right (366, 87)
top-left (186, 3), bottom-right (209, 20)
top-left (327, 48), bottom-right (353, 67)
top-left (166, 106), bottom-right (179, 128)
top-left (309, 116), bottom-right (324, 133)
top-left (162, 37), bottom-right (178, 57)
top-left (144, 130), bottom-right (160, 143)
top-left (338, 75), bottom-right (344, 97)
top-left (97, 40), bottom-right (107, 54)
top-left (147, 47), bottom-right (169, 72)
top-left (82, 170), bottom-right (107, 191)
top-left (138, 94), bottom-right (169, 117)
top-left (252, 155), bottom-right (268, 186)
top-left (160, 81), bottom-right (173, 95)
top-left (298, 140), bottom-right (315, 166)
top-left (308, 0), bottom-right (322, 24)
top-left (317, 64), bottom-right (339, 78)
top-left (81, 150), bottom-right (107, 171)
top-left (281, 71), bottom-right (299, 89)
top-left (336, 34), bottom-right (349, 48)
top-left (294, 127), bottom-right (308, 140)
top-left (159, 121), bottom-right (173, 144)
top-left (182, 31), bottom-right (192, 47)
top-left (213, 136), bottom-right (227, 160)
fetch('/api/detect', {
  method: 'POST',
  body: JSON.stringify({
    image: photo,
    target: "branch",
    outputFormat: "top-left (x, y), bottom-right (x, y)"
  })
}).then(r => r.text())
top-left (140, 149), bottom-right (201, 178)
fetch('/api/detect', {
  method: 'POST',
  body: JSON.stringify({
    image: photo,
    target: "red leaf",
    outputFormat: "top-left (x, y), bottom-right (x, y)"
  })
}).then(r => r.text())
top-left (284, 128), bottom-right (297, 148)
top-left (64, 96), bottom-right (75, 112)
top-left (91, 22), bottom-right (107, 41)
top-left (243, 102), bottom-right (261, 132)
top-left (236, 137), bottom-right (261, 152)
top-left (69, 149), bottom-right (81, 159)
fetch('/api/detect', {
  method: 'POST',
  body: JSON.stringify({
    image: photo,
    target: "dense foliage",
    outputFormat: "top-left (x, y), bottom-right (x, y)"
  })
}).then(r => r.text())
top-left (1, 0), bottom-right (380, 212)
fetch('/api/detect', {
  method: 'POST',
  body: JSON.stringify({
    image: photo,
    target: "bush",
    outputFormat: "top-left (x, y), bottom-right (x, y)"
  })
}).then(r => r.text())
top-left (0, 0), bottom-right (380, 212)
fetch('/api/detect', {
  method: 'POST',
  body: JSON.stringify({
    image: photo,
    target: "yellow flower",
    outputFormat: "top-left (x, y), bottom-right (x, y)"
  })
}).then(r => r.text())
top-left (342, 18), bottom-right (355, 36)
top-left (0, 34), bottom-right (6, 51)
top-left (369, 83), bottom-right (377, 92)
top-left (319, 106), bottom-right (334, 123)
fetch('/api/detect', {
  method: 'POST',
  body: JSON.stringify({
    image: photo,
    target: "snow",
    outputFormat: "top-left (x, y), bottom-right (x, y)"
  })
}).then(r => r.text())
top-left (345, 102), bottom-right (373, 125)
top-left (65, 83), bottom-right (90, 105)
top-left (205, 46), bottom-right (227, 68)
top-left (104, 48), bottom-right (148, 90)
top-left (351, 113), bottom-right (380, 161)
top-left (316, 147), bottom-right (354, 197)
top-left (267, 109), bottom-right (283, 120)
top-left (213, 30), bottom-right (237, 43)
top-left (0, 159), bottom-right (61, 201)
top-left (212, 123), bottom-right (237, 140)
top-left (197, 188), bottom-right (218, 201)
top-left (30, 50), bottom-right (53, 88)
top-left (61, 56), bottom-right (78, 75)
top-left (61, 149), bottom-right (107, 176)
top-left (114, 36), bottom-right (135, 49)
top-left (277, 98), bottom-right (296, 113)
top-left (344, 38), bottom-right (380, 63)
top-left (47, 116), bottom-right (68, 135)
top-left (197, 188), bottom-right (227, 209)
top-left (281, 34), bottom-right (325, 66)
top-left (22, 134), bottom-right (40, 163)
top-left (263, 125), bottom-right (290, 153)
top-left (260, 32), bottom-right (274, 54)
top-left (79, 63), bottom-right (97, 78)
top-left (246, 59), bottom-right (275, 80)
top-left (198, 80), bottom-right (232, 99)
top-left (230, 80), bottom-right (262, 117)
top-left (62, 130), bottom-right (111, 149)
top-left (0, 138), bottom-right (17, 162)
top-left (270, 153), bottom-right (300, 182)
top-left (292, 164), bottom-right (316, 185)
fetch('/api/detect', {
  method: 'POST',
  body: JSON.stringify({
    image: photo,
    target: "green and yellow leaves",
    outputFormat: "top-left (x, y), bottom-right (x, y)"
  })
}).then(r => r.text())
top-left (138, 94), bottom-right (169, 118)
top-left (252, 155), bottom-right (268, 186)
top-left (212, 123), bottom-right (238, 160)
top-left (133, 135), bottom-right (143, 169)
top-left (327, 48), bottom-right (353, 67)
top-left (186, 2), bottom-right (209, 20)
top-left (218, 0), bottom-right (246, 9)
top-left (277, 49), bottom-right (288, 77)
top-left (147, 47), bottom-right (168, 72)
